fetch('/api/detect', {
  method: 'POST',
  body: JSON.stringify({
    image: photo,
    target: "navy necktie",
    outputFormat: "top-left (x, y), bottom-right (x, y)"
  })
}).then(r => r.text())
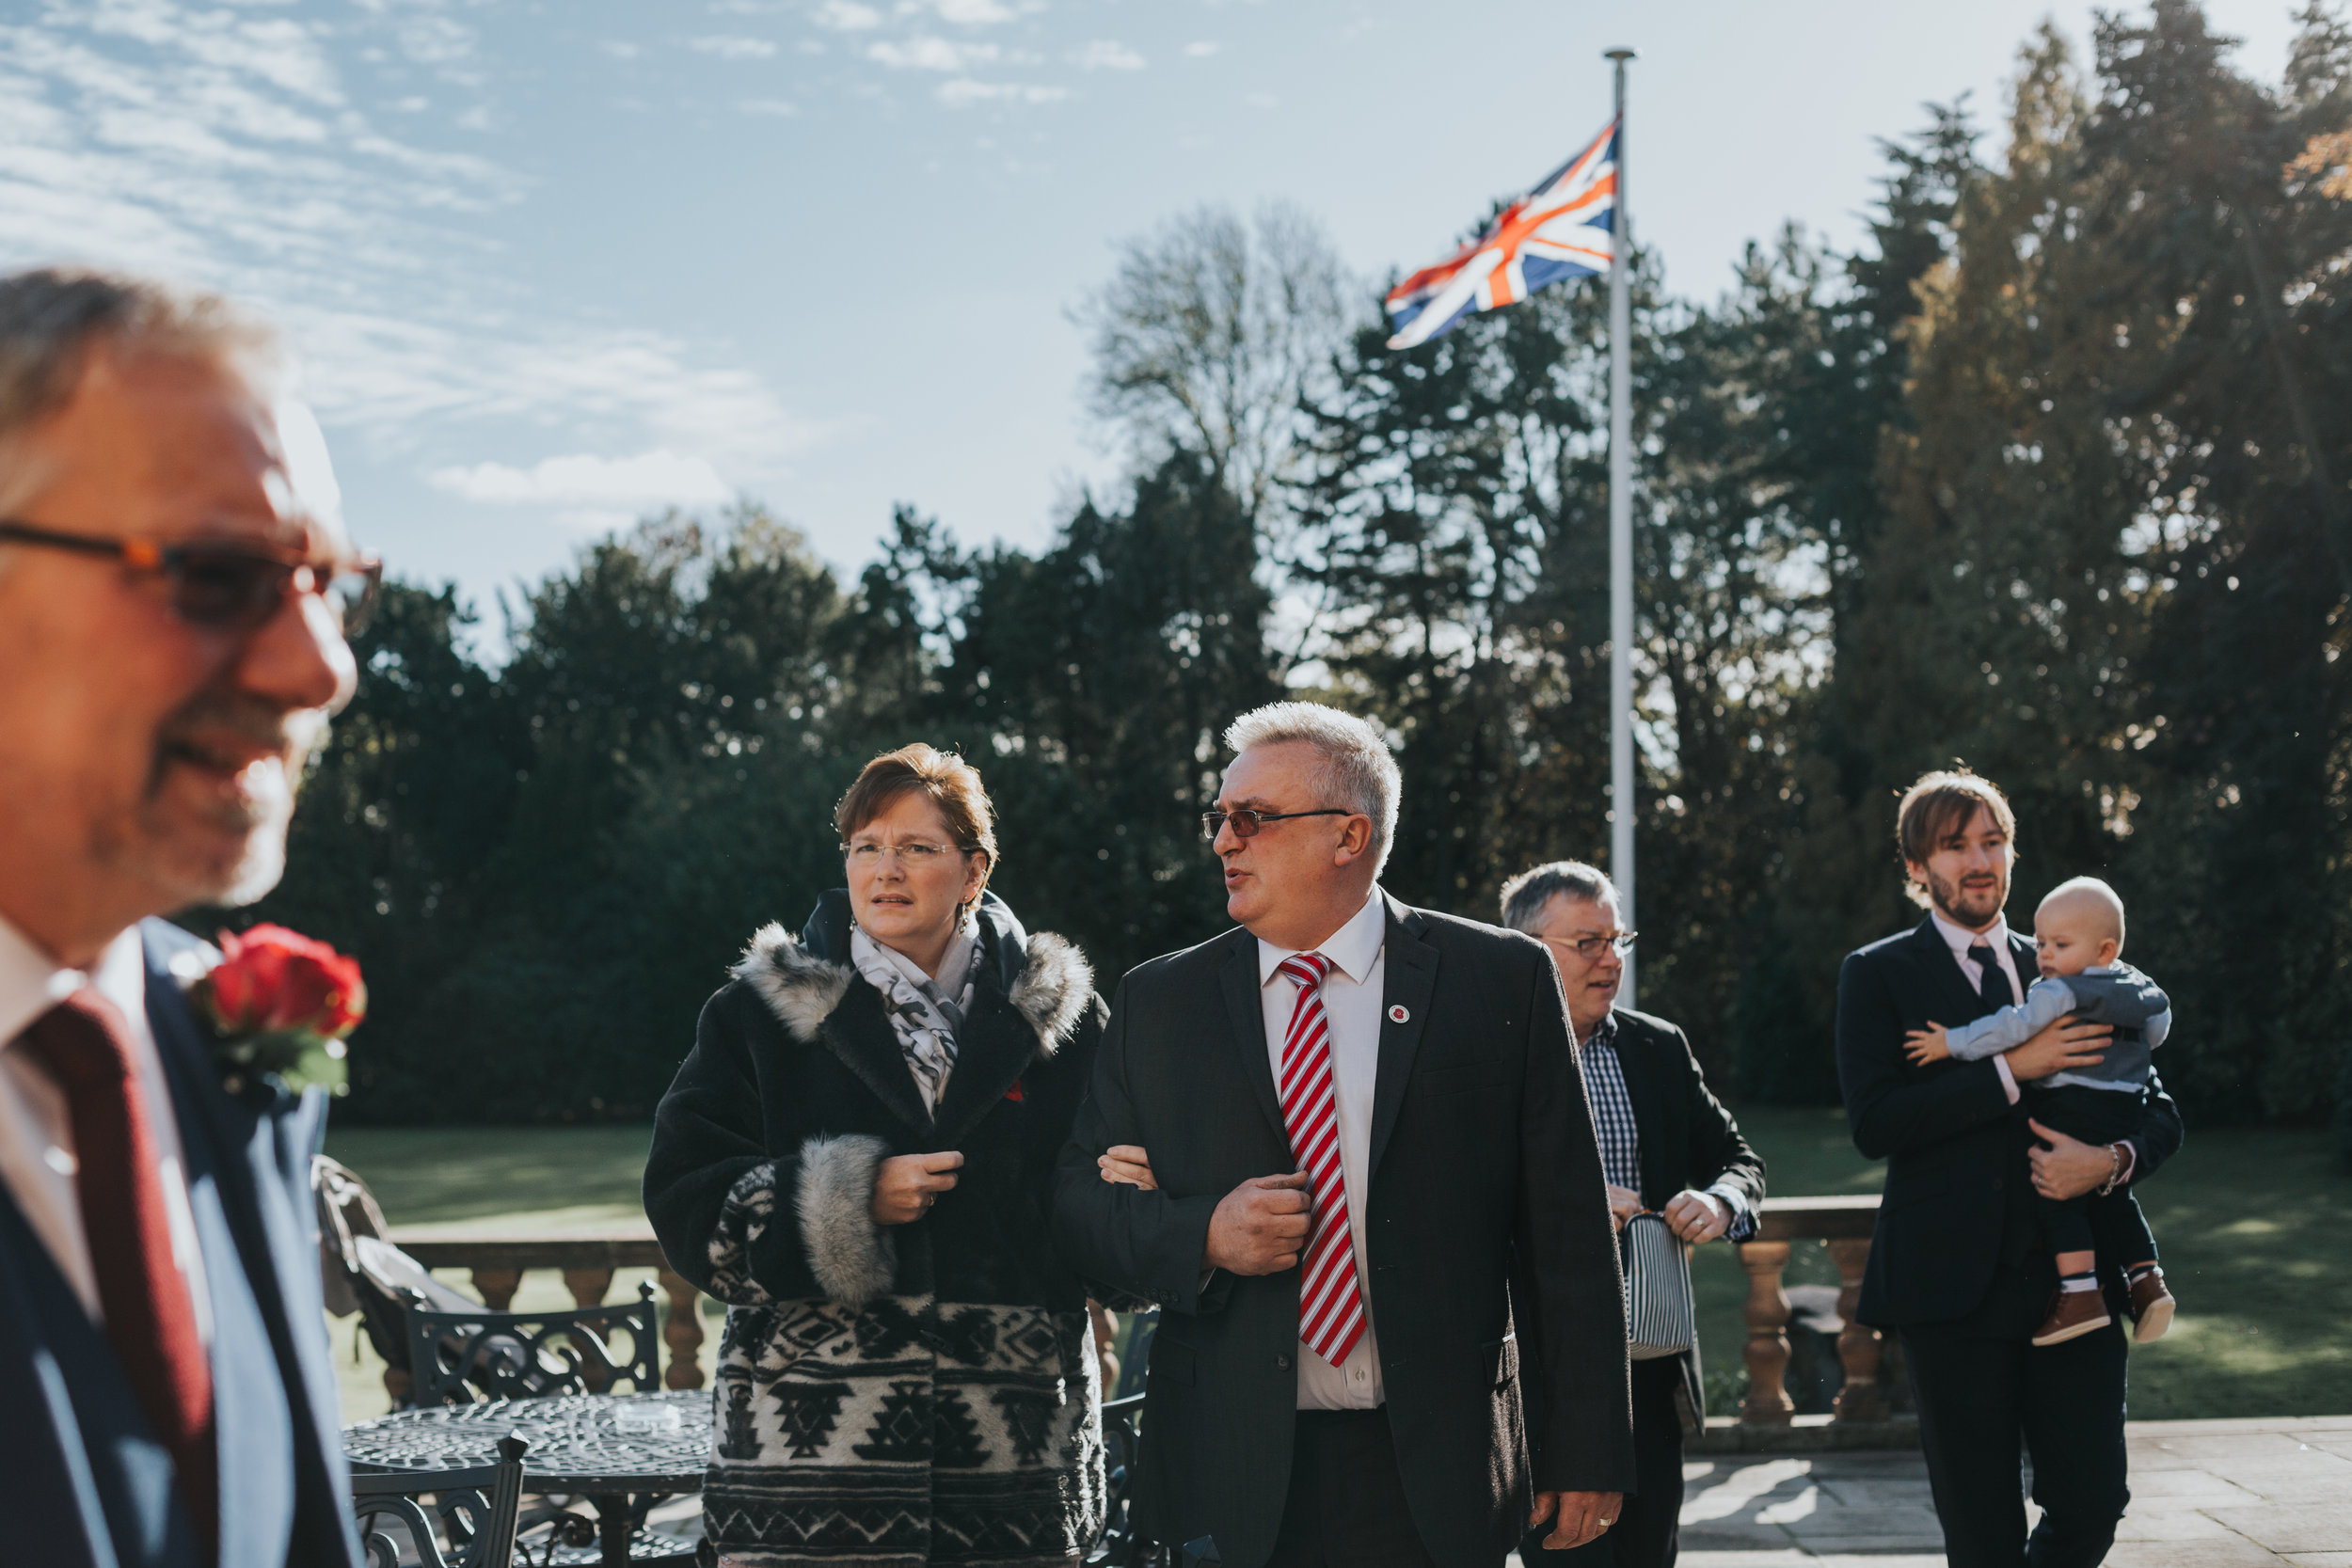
top-left (1966, 942), bottom-right (2013, 1011)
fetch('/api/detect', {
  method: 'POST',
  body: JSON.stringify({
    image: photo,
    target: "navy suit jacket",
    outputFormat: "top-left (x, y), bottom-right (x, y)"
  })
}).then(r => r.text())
top-left (0, 918), bottom-right (360, 1568)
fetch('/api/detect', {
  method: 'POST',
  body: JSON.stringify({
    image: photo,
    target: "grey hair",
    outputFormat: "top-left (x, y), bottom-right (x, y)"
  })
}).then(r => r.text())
top-left (0, 267), bottom-right (277, 518)
top-left (1223, 701), bottom-right (1402, 873)
top-left (1499, 860), bottom-right (1617, 934)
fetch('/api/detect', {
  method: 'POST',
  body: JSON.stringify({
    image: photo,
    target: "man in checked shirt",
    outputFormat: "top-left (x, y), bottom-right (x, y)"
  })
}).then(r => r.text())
top-left (1502, 861), bottom-right (1765, 1568)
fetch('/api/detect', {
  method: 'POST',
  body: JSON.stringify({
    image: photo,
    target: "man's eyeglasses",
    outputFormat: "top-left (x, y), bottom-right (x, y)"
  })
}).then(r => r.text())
top-left (842, 840), bottom-right (968, 864)
top-left (1546, 931), bottom-right (1638, 959)
top-left (1200, 807), bottom-right (1353, 843)
top-left (0, 520), bottom-right (382, 636)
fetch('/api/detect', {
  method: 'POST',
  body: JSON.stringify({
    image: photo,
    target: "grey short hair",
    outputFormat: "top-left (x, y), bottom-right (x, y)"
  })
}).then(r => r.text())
top-left (1224, 701), bottom-right (1402, 873)
top-left (0, 267), bottom-right (277, 517)
top-left (1499, 860), bottom-right (1616, 934)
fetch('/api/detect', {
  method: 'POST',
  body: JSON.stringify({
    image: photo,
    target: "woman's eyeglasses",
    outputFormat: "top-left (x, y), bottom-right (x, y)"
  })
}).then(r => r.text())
top-left (1199, 807), bottom-right (1353, 842)
top-left (842, 841), bottom-right (968, 864)
top-left (0, 520), bottom-right (382, 636)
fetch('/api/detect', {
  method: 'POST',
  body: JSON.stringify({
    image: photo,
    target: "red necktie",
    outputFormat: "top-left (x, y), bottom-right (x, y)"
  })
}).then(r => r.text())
top-left (19, 989), bottom-right (216, 1555)
top-left (1275, 954), bottom-right (1366, 1367)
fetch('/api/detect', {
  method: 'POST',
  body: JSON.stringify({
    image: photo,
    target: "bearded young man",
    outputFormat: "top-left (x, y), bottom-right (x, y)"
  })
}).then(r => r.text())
top-left (1053, 702), bottom-right (1631, 1568)
top-left (1836, 770), bottom-right (2184, 1568)
top-left (0, 268), bottom-right (374, 1568)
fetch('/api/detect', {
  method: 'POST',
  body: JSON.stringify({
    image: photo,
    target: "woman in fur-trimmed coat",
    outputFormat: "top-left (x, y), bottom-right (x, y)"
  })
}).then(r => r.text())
top-left (645, 746), bottom-right (1109, 1567)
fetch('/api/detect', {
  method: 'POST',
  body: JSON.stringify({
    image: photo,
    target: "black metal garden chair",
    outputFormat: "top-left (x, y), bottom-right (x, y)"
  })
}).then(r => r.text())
top-left (352, 1434), bottom-right (531, 1568)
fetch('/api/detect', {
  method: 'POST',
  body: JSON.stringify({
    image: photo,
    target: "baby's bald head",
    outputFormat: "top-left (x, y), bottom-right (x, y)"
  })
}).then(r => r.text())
top-left (2033, 877), bottom-right (2126, 976)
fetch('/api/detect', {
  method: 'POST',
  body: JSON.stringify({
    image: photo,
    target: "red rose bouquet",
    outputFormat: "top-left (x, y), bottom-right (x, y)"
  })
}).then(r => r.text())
top-left (190, 924), bottom-right (368, 1096)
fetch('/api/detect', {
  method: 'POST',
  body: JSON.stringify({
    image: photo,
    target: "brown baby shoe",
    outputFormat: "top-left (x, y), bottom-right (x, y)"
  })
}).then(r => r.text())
top-left (2128, 1269), bottom-right (2175, 1343)
top-left (2032, 1288), bottom-right (2112, 1347)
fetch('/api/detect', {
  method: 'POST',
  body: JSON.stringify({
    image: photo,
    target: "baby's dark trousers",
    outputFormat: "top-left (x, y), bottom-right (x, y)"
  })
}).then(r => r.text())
top-left (2030, 1083), bottom-right (2158, 1266)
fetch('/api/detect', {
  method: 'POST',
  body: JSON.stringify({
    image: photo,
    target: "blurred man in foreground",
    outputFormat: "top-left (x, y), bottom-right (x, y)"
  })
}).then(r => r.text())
top-left (0, 267), bottom-right (374, 1567)
top-left (1502, 861), bottom-right (1763, 1568)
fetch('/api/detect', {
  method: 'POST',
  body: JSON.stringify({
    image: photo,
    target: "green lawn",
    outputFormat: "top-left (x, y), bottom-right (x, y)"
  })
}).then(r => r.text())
top-left (323, 1109), bottom-right (2349, 1424)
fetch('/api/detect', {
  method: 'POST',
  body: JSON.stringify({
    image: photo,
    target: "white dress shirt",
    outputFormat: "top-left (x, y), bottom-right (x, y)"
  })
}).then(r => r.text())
top-left (1257, 887), bottom-right (1388, 1411)
top-left (0, 914), bottom-right (211, 1336)
top-left (1928, 908), bottom-right (2025, 1105)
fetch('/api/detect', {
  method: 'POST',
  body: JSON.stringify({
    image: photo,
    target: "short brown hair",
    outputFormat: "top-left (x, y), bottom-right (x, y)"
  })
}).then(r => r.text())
top-left (1895, 768), bottom-right (2017, 870)
top-left (835, 742), bottom-right (998, 878)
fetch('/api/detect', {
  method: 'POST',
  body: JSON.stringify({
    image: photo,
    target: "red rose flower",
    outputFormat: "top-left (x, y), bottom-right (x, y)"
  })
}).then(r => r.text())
top-left (207, 925), bottom-right (368, 1038)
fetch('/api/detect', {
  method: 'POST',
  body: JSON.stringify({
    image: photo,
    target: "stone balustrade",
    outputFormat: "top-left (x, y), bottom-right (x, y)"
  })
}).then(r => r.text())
top-left (1730, 1194), bottom-right (1894, 1434)
top-left (387, 1196), bottom-right (1897, 1438)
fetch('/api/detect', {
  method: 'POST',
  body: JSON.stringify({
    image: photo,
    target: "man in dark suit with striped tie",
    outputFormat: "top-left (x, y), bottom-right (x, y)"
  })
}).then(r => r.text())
top-left (1836, 770), bottom-right (2184, 1568)
top-left (0, 267), bottom-right (371, 1567)
top-left (1055, 702), bottom-right (1632, 1568)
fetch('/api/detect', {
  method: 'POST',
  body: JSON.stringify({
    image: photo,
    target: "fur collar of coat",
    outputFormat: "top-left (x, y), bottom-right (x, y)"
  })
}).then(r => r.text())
top-left (730, 888), bottom-right (1093, 1056)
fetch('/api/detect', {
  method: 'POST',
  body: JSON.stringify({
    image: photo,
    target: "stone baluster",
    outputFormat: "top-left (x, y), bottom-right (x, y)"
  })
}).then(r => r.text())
top-left (660, 1269), bottom-right (707, 1390)
top-left (563, 1267), bottom-right (619, 1392)
top-left (1737, 1240), bottom-right (1794, 1424)
top-left (1828, 1236), bottom-right (1887, 1421)
top-left (470, 1266), bottom-right (522, 1311)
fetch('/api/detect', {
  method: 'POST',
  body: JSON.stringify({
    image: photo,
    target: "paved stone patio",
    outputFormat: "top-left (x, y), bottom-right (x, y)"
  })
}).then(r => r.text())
top-left (1658, 1416), bottom-right (2352, 1567)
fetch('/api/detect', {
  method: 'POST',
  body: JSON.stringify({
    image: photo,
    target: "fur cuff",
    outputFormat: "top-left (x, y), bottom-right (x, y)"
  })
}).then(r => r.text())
top-left (735, 923), bottom-right (853, 1044)
top-left (1010, 932), bottom-right (1093, 1056)
top-left (794, 1133), bottom-right (898, 1307)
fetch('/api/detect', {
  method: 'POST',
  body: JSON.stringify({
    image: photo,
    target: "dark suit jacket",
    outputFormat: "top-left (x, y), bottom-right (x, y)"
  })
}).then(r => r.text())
top-left (1600, 1007), bottom-right (1763, 1422)
top-left (0, 919), bottom-right (360, 1568)
top-left (1052, 893), bottom-right (1633, 1568)
top-left (1836, 914), bottom-right (2184, 1328)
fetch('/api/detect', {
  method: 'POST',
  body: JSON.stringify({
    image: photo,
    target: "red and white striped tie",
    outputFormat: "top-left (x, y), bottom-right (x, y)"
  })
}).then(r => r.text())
top-left (1276, 953), bottom-right (1366, 1367)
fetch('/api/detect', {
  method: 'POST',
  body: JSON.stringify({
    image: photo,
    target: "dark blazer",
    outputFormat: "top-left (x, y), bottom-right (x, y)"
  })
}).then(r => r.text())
top-left (1836, 914), bottom-right (2184, 1327)
top-left (1601, 1006), bottom-right (1763, 1421)
top-left (1052, 893), bottom-right (1634, 1568)
top-left (0, 919), bottom-right (360, 1568)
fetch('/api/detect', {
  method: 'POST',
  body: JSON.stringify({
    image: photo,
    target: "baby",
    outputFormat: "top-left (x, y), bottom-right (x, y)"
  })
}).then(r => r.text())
top-left (1905, 876), bottom-right (2176, 1348)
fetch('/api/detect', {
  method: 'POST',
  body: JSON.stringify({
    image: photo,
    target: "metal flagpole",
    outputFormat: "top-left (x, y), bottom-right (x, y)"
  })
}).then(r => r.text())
top-left (1605, 46), bottom-right (1637, 1004)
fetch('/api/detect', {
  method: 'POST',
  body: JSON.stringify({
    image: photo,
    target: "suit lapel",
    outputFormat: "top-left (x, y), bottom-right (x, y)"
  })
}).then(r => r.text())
top-left (1613, 1018), bottom-right (1673, 1204)
top-left (1216, 929), bottom-right (1286, 1146)
top-left (1367, 895), bottom-right (1438, 1180)
top-left (1909, 916), bottom-right (1993, 1025)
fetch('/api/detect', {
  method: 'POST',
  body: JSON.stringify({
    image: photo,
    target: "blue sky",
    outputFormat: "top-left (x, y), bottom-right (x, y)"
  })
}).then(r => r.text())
top-left (0, 1), bottom-right (2308, 625)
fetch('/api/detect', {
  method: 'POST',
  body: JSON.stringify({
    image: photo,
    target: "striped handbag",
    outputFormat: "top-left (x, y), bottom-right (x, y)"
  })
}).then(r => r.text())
top-left (1620, 1211), bottom-right (1697, 1360)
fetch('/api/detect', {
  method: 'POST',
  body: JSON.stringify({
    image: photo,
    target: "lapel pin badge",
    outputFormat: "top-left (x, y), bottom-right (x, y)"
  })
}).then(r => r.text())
top-left (1388, 1004), bottom-right (1409, 1023)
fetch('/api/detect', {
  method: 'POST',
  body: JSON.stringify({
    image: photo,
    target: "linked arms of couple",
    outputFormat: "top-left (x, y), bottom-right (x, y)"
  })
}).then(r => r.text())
top-left (1092, 1146), bottom-right (1624, 1551)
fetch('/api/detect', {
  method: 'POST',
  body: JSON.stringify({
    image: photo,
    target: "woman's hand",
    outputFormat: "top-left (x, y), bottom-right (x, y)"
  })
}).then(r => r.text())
top-left (1097, 1145), bottom-right (1157, 1191)
top-left (871, 1150), bottom-right (964, 1225)
top-left (1604, 1182), bottom-right (1641, 1233)
top-left (2002, 1017), bottom-right (2111, 1083)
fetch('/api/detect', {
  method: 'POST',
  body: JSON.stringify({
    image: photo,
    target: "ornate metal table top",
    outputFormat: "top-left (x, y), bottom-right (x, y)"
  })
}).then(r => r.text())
top-left (345, 1390), bottom-right (712, 1494)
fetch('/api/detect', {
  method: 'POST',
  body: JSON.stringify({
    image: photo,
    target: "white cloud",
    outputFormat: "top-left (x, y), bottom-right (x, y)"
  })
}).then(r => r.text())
top-left (739, 98), bottom-right (799, 116)
top-left (689, 35), bottom-right (780, 58)
top-left (868, 36), bottom-right (997, 71)
top-left (1245, 90), bottom-right (1278, 109)
top-left (1071, 40), bottom-right (1143, 71)
top-left (813, 1), bottom-right (882, 30)
top-left (599, 40), bottom-right (642, 59)
top-left (429, 450), bottom-right (734, 508)
top-left (936, 78), bottom-right (1066, 106)
top-left (1184, 40), bottom-right (1220, 57)
top-left (921, 0), bottom-right (1041, 23)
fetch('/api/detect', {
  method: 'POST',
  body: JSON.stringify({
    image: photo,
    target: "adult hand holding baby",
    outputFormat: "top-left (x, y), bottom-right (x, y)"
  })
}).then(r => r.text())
top-left (2001, 1015), bottom-right (2111, 1083)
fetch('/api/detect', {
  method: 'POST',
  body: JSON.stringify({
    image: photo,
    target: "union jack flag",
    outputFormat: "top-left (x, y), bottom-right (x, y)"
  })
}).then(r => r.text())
top-left (1385, 118), bottom-right (1617, 350)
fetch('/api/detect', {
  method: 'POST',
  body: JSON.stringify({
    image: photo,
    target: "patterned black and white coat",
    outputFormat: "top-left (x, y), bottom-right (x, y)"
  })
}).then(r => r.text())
top-left (644, 888), bottom-right (1109, 1567)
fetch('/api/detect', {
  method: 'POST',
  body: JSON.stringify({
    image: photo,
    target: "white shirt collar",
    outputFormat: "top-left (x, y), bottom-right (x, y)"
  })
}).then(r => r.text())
top-left (0, 913), bottom-right (147, 1049)
top-left (1256, 887), bottom-right (1387, 989)
top-left (1929, 906), bottom-right (2010, 959)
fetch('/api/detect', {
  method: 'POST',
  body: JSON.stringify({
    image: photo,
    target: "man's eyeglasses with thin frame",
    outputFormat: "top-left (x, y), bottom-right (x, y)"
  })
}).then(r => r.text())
top-left (1200, 807), bottom-right (1355, 843)
top-left (1544, 931), bottom-right (1639, 959)
top-left (0, 519), bottom-right (382, 636)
